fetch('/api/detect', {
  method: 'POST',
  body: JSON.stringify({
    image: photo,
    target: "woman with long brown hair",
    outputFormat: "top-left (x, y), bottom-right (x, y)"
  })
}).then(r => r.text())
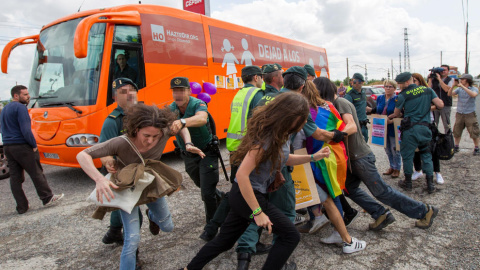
top-left (181, 92), bottom-right (330, 270)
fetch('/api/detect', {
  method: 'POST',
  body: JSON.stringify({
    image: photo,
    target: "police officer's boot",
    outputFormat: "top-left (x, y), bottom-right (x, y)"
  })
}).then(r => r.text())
top-left (102, 226), bottom-right (123, 245)
top-left (237, 253), bottom-right (251, 270)
top-left (426, 175), bottom-right (436, 194)
top-left (397, 174), bottom-right (412, 191)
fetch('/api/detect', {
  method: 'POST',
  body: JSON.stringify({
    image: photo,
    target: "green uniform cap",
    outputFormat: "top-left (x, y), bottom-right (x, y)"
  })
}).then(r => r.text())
top-left (395, 72), bottom-right (412, 83)
top-left (262, 63), bottom-right (282, 73)
top-left (283, 66), bottom-right (307, 80)
top-left (242, 66), bottom-right (263, 76)
top-left (352, 73), bottom-right (365, 82)
top-left (170, 77), bottom-right (190, 88)
top-left (304, 64), bottom-right (315, 76)
top-left (112, 77), bottom-right (138, 91)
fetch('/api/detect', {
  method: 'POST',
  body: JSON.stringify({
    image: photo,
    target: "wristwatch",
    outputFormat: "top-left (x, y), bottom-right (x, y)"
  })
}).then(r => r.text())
top-left (180, 118), bottom-right (186, 128)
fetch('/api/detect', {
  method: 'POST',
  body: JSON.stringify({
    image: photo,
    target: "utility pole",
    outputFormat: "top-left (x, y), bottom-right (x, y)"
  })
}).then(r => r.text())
top-left (346, 58), bottom-right (349, 79)
top-left (365, 64), bottom-right (368, 83)
top-left (440, 51), bottom-right (442, 65)
top-left (399, 52), bottom-right (402, 73)
top-left (388, 68), bottom-right (390, 80)
top-left (465, 22), bottom-right (469, 73)
top-left (404, 28), bottom-right (410, 71)
top-left (391, 59), bottom-right (394, 77)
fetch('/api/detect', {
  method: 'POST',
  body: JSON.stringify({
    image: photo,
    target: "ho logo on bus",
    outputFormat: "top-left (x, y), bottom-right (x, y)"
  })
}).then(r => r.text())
top-left (44, 111), bottom-right (48, 119)
top-left (151, 24), bottom-right (165, 43)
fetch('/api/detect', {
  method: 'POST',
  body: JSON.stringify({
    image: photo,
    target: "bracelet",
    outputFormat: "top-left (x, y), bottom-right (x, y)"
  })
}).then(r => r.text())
top-left (250, 207), bottom-right (262, 218)
top-left (310, 154), bottom-right (315, 162)
top-left (185, 142), bottom-right (194, 146)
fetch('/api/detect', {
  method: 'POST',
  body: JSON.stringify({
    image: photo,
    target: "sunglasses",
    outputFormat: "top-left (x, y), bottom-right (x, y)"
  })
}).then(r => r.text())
top-left (384, 85), bottom-right (395, 88)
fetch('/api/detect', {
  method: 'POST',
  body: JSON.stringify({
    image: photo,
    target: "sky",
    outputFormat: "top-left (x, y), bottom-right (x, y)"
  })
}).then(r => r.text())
top-left (0, 0), bottom-right (478, 99)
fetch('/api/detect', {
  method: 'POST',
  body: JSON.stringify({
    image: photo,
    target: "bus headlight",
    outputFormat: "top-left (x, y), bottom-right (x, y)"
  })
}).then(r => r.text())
top-left (66, 134), bottom-right (100, 147)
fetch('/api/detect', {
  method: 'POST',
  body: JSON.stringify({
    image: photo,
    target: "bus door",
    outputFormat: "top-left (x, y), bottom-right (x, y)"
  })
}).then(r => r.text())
top-left (107, 25), bottom-right (145, 106)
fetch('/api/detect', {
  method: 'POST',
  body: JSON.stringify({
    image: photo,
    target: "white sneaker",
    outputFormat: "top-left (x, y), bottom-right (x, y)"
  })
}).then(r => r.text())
top-left (320, 231), bottom-right (343, 246)
top-left (412, 170), bottom-right (423, 181)
top-left (294, 214), bottom-right (306, 225)
top-left (343, 237), bottom-right (367, 254)
top-left (436, 173), bottom-right (444, 184)
top-left (308, 215), bottom-right (329, 234)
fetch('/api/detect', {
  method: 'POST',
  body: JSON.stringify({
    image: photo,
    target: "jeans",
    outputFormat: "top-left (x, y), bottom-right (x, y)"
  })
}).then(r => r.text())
top-left (433, 106), bottom-right (452, 133)
top-left (119, 197), bottom-right (173, 270)
top-left (385, 136), bottom-right (402, 170)
top-left (4, 144), bottom-right (53, 213)
top-left (345, 152), bottom-right (427, 220)
top-left (187, 183), bottom-right (300, 270)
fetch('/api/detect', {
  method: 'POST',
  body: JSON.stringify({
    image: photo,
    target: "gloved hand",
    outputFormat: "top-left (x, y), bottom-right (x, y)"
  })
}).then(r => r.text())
top-left (332, 129), bottom-right (348, 143)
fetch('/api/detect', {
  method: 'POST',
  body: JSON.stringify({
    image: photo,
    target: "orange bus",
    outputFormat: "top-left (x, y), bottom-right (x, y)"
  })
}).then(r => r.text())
top-left (1, 4), bottom-right (329, 168)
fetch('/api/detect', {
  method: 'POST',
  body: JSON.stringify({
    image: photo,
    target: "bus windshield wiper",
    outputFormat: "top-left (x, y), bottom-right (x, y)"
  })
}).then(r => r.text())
top-left (30, 95), bottom-right (58, 108)
top-left (42, 102), bottom-right (83, 114)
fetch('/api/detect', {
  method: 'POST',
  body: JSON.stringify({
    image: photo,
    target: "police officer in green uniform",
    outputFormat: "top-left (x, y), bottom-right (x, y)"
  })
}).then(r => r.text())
top-left (235, 66), bottom-right (345, 270)
top-left (168, 77), bottom-right (223, 225)
top-left (344, 73), bottom-right (372, 142)
top-left (262, 63), bottom-right (283, 95)
top-left (388, 72), bottom-right (444, 194)
top-left (98, 78), bottom-right (145, 268)
top-left (304, 64), bottom-right (316, 81)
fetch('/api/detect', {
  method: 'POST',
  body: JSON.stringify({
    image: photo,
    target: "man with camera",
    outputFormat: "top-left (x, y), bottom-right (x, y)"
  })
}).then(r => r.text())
top-left (428, 65), bottom-right (454, 133)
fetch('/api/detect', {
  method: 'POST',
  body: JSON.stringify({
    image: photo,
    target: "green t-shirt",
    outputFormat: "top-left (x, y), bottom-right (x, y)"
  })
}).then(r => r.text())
top-left (344, 88), bottom-right (368, 121)
top-left (169, 97), bottom-right (212, 150)
top-left (334, 97), bottom-right (371, 160)
top-left (395, 84), bottom-right (438, 123)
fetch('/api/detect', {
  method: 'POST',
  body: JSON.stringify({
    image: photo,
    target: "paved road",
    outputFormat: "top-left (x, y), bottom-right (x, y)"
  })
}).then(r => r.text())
top-left (0, 102), bottom-right (479, 269)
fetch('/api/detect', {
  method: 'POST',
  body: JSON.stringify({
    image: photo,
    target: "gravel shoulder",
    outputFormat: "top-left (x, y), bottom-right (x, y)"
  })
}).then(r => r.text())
top-left (0, 101), bottom-right (479, 270)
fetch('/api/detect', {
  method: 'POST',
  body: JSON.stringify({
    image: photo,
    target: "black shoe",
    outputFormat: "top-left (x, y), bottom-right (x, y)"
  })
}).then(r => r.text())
top-left (199, 230), bottom-right (216, 242)
top-left (146, 209), bottom-right (160, 235)
top-left (343, 208), bottom-right (359, 227)
top-left (135, 249), bottom-right (142, 270)
top-left (280, 262), bottom-right (297, 270)
top-left (252, 242), bottom-right (272, 256)
top-left (454, 146), bottom-right (460, 153)
top-left (369, 209), bottom-right (395, 231)
top-left (398, 174), bottom-right (412, 191)
top-left (17, 205), bottom-right (29, 215)
top-left (426, 175), bottom-right (436, 194)
top-left (102, 226), bottom-right (123, 244)
top-left (237, 253), bottom-right (251, 270)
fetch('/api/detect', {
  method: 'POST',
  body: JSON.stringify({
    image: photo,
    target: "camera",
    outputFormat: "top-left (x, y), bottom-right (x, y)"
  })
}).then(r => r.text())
top-left (428, 67), bottom-right (445, 80)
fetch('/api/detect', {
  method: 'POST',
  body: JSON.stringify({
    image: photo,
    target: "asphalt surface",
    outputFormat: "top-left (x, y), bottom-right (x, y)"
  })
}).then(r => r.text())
top-left (0, 101), bottom-right (479, 270)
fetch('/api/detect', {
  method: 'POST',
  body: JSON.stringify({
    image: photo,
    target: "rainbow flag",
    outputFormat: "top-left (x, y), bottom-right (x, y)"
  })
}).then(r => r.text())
top-left (307, 102), bottom-right (348, 198)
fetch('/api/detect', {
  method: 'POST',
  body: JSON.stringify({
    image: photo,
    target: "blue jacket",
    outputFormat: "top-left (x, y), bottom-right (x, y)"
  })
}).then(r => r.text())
top-left (376, 94), bottom-right (398, 137)
top-left (0, 101), bottom-right (37, 148)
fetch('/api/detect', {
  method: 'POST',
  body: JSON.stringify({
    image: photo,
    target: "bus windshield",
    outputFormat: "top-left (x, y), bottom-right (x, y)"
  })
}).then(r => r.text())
top-left (28, 18), bottom-right (106, 108)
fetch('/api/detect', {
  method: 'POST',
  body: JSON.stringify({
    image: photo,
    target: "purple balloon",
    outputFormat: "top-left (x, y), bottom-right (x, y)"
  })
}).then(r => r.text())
top-left (190, 82), bottom-right (202, 94)
top-left (203, 82), bottom-right (217, 95)
top-left (197, 92), bottom-right (211, 103)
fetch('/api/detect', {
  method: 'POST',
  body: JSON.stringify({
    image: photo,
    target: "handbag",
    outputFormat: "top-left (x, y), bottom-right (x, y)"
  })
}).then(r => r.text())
top-left (431, 126), bottom-right (455, 160)
top-left (86, 136), bottom-right (155, 213)
top-left (267, 170), bottom-right (286, 192)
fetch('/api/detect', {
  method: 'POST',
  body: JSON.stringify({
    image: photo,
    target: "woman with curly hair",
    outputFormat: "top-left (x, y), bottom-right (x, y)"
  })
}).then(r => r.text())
top-left (77, 103), bottom-right (204, 270)
top-left (182, 92), bottom-right (330, 270)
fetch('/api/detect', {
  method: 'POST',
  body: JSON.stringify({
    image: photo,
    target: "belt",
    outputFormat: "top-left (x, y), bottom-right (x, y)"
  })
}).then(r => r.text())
top-left (181, 143), bottom-right (213, 157)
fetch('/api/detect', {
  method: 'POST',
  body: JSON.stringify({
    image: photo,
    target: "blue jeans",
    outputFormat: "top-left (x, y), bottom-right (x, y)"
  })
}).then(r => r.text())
top-left (345, 152), bottom-right (427, 220)
top-left (119, 197), bottom-right (173, 270)
top-left (385, 136), bottom-right (402, 170)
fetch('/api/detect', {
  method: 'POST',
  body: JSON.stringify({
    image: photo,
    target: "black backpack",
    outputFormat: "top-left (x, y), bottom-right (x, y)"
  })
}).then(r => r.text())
top-left (430, 124), bottom-right (455, 160)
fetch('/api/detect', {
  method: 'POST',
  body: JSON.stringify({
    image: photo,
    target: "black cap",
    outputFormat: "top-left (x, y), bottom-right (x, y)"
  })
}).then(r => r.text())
top-left (304, 65), bottom-right (315, 76)
top-left (170, 77), bottom-right (190, 88)
top-left (395, 72), bottom-right (412, 83)
top-left (242, 66), bottom-right (263, 76)
top-left (112, 77), bottom-right (138, 91)
top-left (283, 66), bottom-right (307, 80)
top-left (352, 73), bottom-right (364, 82)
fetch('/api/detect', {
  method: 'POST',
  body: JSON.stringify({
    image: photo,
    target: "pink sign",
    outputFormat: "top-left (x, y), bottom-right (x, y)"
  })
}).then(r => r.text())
top-left (183, 0), bottom-right (206, 15)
